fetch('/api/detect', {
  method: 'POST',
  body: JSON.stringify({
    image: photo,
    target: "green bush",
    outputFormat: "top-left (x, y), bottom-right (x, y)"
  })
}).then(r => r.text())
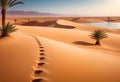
top-left (0, 23), bottom-right (17, 37)
top-left (89, 30), bottom-right (108, 45)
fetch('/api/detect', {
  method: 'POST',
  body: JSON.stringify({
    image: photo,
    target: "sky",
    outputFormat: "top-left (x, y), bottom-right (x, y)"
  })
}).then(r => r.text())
top-left (9, 0), bottom-right (120, 16)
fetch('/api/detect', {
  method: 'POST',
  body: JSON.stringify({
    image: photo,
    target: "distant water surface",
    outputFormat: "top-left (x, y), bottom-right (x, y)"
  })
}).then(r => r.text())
top-left (81, 22), bottom-right (120, 29)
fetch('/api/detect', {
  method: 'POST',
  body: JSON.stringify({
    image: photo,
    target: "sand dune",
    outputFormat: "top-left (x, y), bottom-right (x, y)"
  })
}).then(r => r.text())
top-left (37, 36), bottom-right (120, 82)
top-left (19, 25), bottom-right (120, 55)
top-left (0, 19), bottom-right (120, 82)
top-left (71, 17), bottom-right (105, 22)
top-left (57, 19), bottom-right (120, 34)
top-left (0, 32), bottom-right (39, 82)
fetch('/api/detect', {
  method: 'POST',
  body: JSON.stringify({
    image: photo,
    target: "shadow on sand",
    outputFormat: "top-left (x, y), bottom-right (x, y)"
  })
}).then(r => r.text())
top-left (22, 20), bottom-right (56, 26)
top-left (22, 20), bottom-right (75, 29)
top-left (71, 18), bottom-right (80, 21)
top-left (73, 41), bottom-right (95, 46)
top-left (55, 23), bottom-right (75, 29)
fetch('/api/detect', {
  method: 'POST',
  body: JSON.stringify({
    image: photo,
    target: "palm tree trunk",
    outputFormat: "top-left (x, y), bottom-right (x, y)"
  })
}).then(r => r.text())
top-left (95, 39), bottom-right (100, 45)
top-left (1, 9), bottom-right (6, 28)
top-left (1, 9), bottom-right (6, 37)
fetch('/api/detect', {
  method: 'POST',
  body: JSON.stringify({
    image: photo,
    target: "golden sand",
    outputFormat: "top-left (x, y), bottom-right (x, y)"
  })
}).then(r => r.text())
top-left (0, 19), bottom-right (120, 82)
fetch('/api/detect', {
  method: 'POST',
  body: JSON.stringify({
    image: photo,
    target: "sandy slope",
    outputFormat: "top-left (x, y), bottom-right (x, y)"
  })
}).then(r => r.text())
top-left (19, 25), bottom-right (120, 55)
top-left (0, 32), bottom-right (39, 82)
top-left (0, 19), bottom-right (120, 82)
top-left (37, 36), bottom-right (120, 82)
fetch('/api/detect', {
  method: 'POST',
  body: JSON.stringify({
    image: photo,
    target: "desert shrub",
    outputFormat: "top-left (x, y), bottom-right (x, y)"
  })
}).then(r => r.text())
top-left (0, 23), bottom-right (17, 37)
top-left (89, 30), bottom-right (108, 45)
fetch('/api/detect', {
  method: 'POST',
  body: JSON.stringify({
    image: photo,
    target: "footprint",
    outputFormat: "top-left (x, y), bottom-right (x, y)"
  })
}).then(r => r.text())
top-left (40, 47), bottom-right (44, 48)
top-left (31, 36), bottom-right (47, 82)
top-left (40, 53), bottom-right (45, 55)
top-left (34, 70), bottom-right (44, 74)
top-left (32, 78), bottom-right (43, 82)
top-left (40, 50), bottom-right (45, 52)
top-left (39, 44), bottom-right (42, 46)
top-left (37, 62), bottom-right (45, 66)
top-left (40, 57), bottom-right (45, 60)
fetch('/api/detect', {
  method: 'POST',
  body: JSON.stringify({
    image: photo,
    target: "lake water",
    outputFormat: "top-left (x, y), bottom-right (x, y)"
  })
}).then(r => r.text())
top-left (82, 22), bottom-right (120, 29)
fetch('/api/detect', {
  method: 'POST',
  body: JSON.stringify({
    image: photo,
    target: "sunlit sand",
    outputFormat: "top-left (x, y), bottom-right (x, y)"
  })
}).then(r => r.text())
top-left (0, 18), bottom-right (120, 82)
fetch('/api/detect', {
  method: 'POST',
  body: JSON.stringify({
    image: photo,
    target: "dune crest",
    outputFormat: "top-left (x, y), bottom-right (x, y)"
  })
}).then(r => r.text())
top-left (57, 19), bottom-right (120, 34)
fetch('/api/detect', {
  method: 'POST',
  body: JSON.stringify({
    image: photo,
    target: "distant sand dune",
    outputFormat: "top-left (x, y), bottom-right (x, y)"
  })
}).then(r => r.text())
top-left (22, 20), bottom-right (56, 27)
top-left (21, 20), bottom-right (76, 29)
top-left (71, 17), bottom-right (105, 22)
top-left (57, 19), bottom-right (120, 34)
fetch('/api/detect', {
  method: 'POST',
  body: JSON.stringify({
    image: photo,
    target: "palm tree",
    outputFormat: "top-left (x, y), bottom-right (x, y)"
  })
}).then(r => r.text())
top-left (0, 0), bottom-right (24, 27)
top-left (89, 30), bottom-right (108, 45)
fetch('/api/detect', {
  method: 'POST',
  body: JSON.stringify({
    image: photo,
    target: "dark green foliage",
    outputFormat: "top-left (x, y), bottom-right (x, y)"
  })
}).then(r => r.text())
top-left (0, 0), bottom-right (24, 9)
top-left (89, 30), bottom-right (108, 45)
top-left (0, 23), bottom-right (17, 37)
top-left (0, 0), bottom-right (24, 35)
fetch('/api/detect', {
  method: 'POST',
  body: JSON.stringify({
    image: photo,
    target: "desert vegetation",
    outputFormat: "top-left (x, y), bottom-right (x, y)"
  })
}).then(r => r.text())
top-left (89, 30), bottom-right (108, 45)
top-left (0, 23), bottom-right (17, 36)
top-left (0, 0), bottom-right (24, 37)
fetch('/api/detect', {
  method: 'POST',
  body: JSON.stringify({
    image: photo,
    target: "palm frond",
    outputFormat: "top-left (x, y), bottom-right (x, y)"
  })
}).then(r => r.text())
top-left (0, 0), bottom-right (24, 8)
top-left (9, 1), bottom-right (24, 7)
top-left (1, 23), bottom-right (17, 37)
top-left (89, 30), bottom-right (108, 40)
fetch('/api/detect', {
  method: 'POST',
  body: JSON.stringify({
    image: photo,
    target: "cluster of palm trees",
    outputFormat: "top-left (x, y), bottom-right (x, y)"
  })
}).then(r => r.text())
top-left (0, 0), bottom-right (24, 37)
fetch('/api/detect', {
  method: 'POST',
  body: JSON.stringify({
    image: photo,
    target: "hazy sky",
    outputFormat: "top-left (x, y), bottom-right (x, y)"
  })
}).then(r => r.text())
top-left (10, 0), bottom-right (120, 16)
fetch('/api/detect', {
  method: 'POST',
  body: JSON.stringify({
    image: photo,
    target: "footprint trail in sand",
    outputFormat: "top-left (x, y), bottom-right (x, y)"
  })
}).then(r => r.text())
top-left (31, 36), bottom-right (48, 82)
